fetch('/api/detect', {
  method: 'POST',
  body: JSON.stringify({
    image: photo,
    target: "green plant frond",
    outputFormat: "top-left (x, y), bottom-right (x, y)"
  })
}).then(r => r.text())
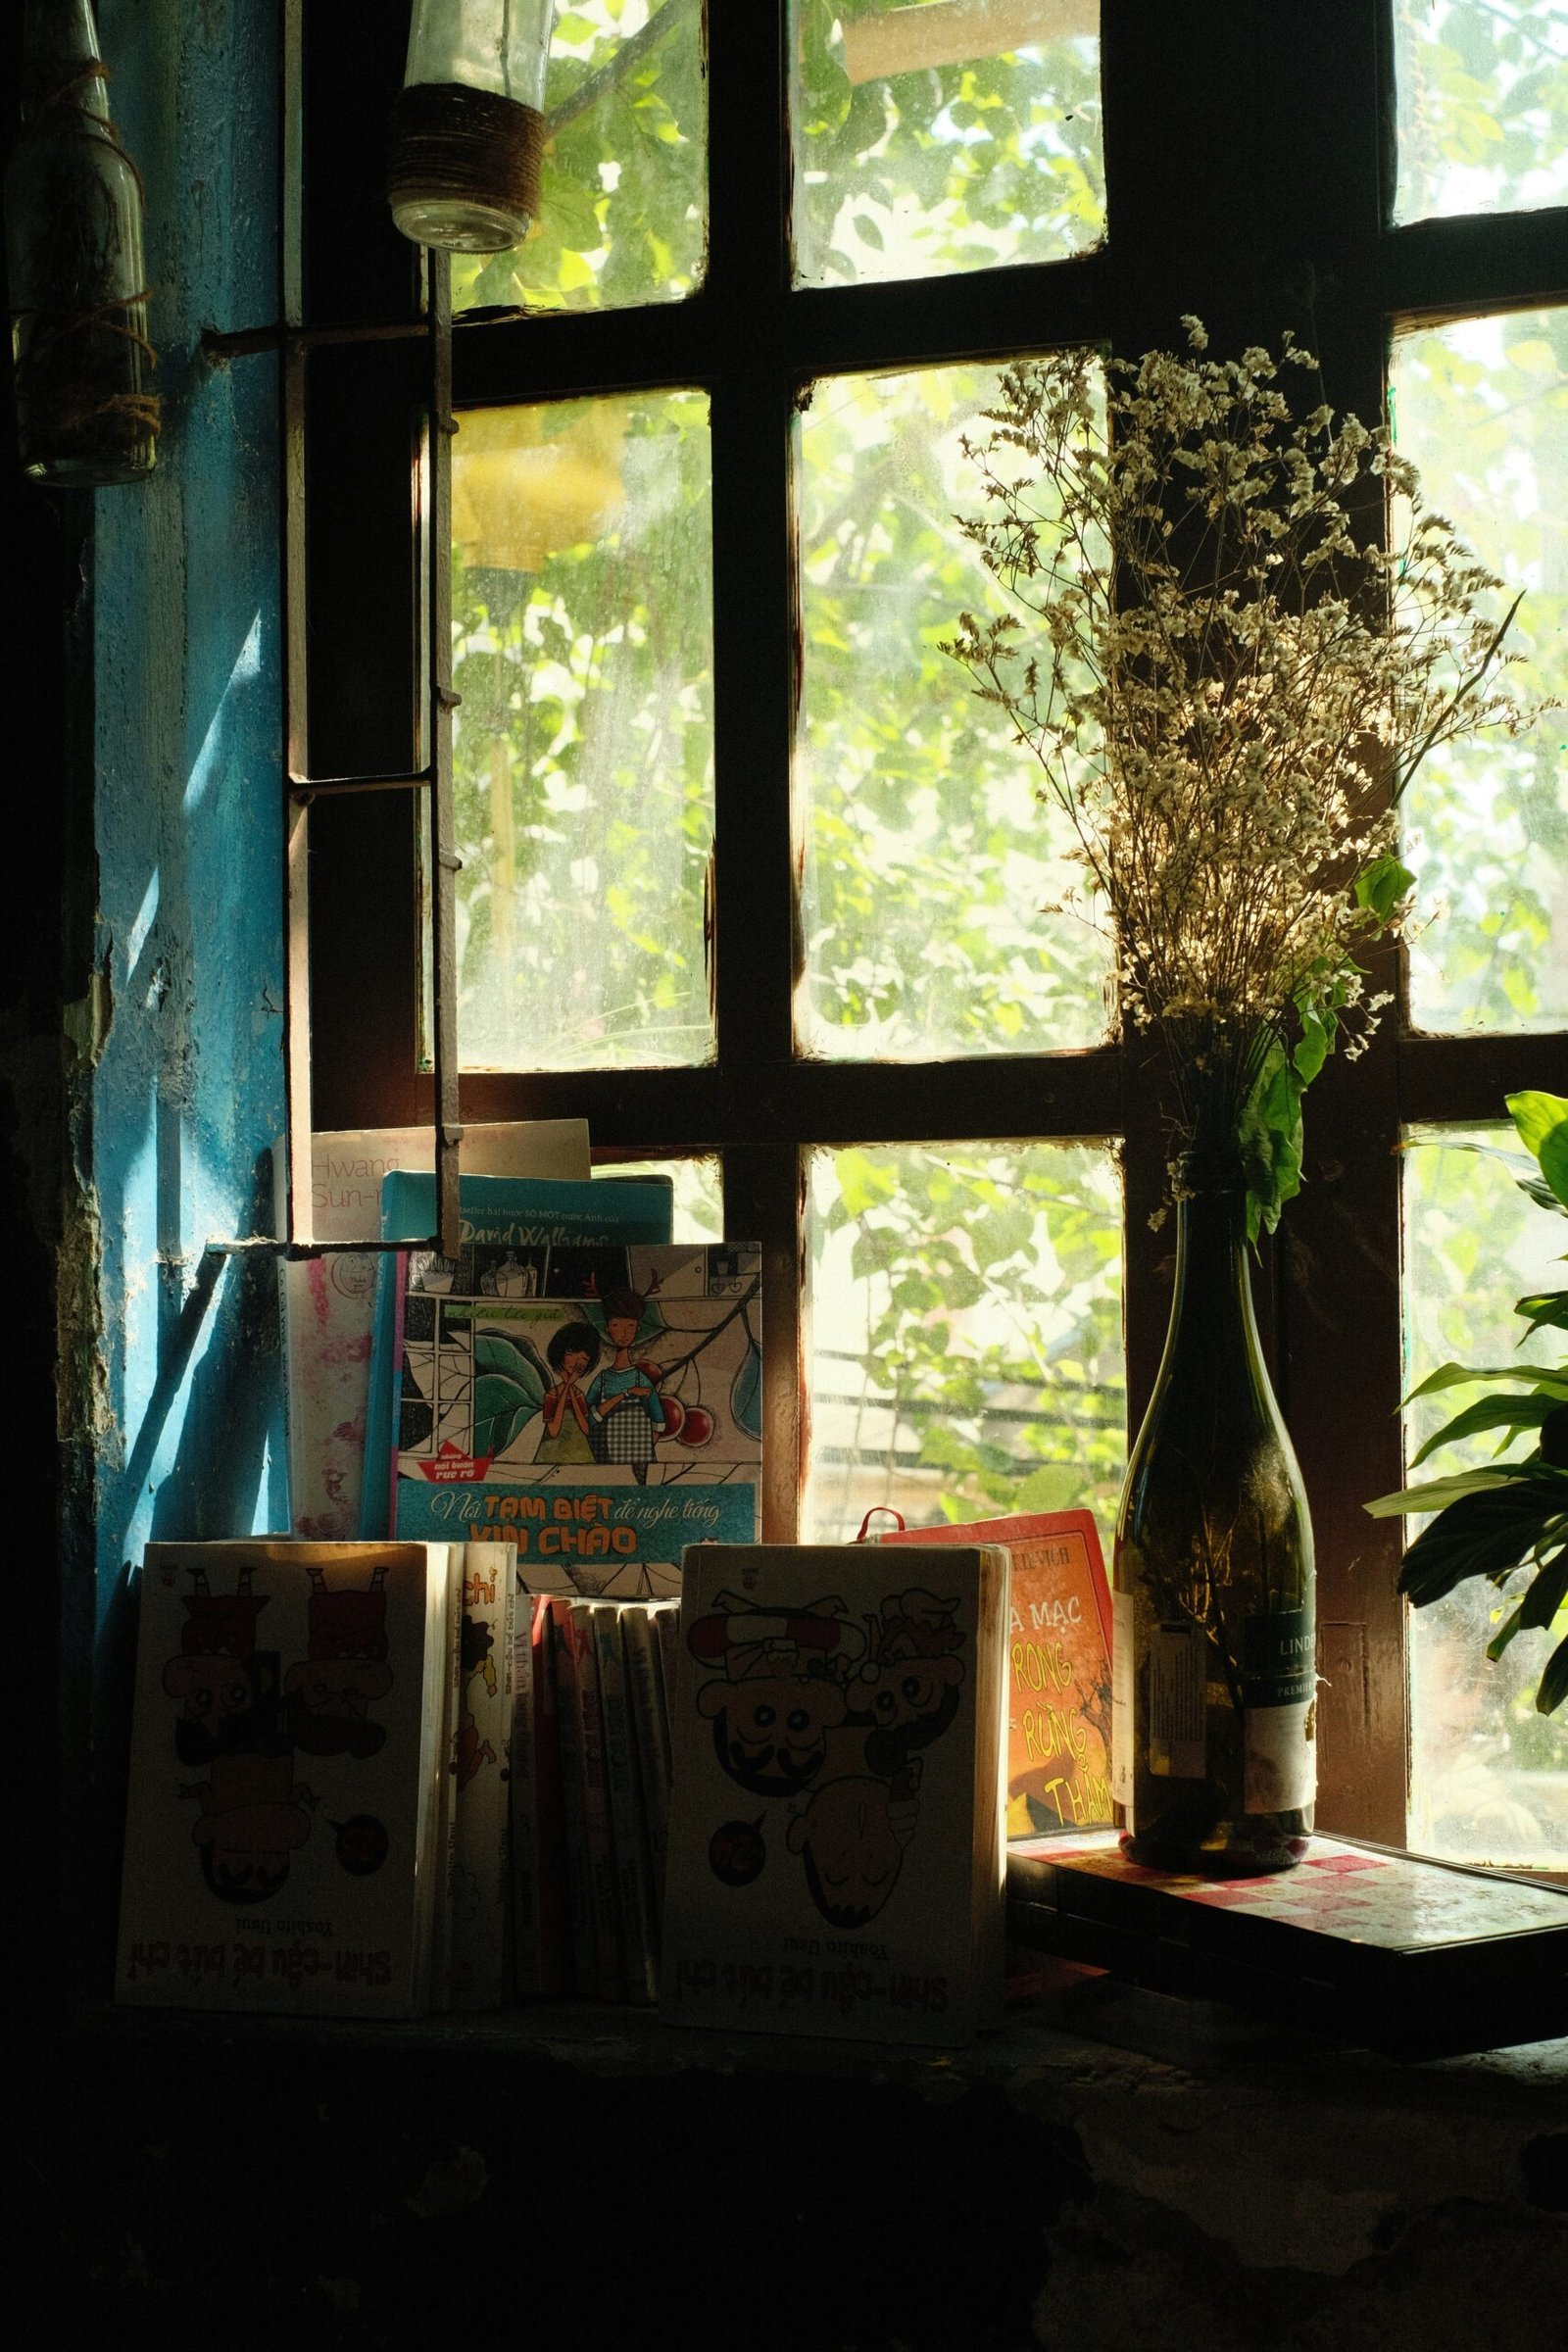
top-left (1506, 1090), bottom-right (1568, 1209)
top-left (1406, 1392), bottom-right (1561, 1469)
top-left (1516, 1292), bottom-right (1568, 1336)
top-left (1519, 1545), bottom-right (1568, 1633)
top-left (1396, 1476), bottom-right (1567, 1606)
top-left (1485, 1599), bottom-right (1527, 1662)
top-left (1367, 1466), bottom-right (1527, 1517)
top-left (1539, 1631), bottom-right (1568, 1717)
top-left (1401, 1360), bottom-right (1568, 1405)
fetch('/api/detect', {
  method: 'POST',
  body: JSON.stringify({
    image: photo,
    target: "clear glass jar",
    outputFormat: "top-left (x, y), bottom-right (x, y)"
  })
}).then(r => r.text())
top-left (388, 0), bottom-right (556, 252)
top-left (4, 0), bottom-right (157, 484)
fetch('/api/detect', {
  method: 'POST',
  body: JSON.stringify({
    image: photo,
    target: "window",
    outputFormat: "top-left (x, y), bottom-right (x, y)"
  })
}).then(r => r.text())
top-left (290, 4), bottom-right (1565, 1859)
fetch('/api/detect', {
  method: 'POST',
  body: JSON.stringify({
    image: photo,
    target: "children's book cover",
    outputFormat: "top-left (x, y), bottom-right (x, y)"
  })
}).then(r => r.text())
top-left (279, 1123), bottom-right (589, 1541)
top-left (881, 1510), bottom-right (1113, 1838)
top-left (389, 1236), bottom-right (763, 1592)
top-left (361, 1170), bottom-right (676, 1541)
top-left (117, 1541), bottom-right (453, 2017)
top-left (661, 1544), bottom-right (1008, 2047)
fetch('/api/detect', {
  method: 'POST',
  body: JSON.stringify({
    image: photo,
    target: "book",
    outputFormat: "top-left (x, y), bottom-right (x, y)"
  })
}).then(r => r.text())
top-left (881, 1510), bottom-right (1113, 1838)
top-left (566, 1598), bottom-right (626, 2002)
top-left (506, 1590), bottom-right (565, 1999)
top-left (1005, 1829), bottom-right (1568, 2055)
top-left (445, 1542), bottom-right (514, 2010)
top-left (660, 1543), bottom-right (1010, 2046)
top-left (425, 1529), bottom-right (467, 2011)
top-left (361, 1170), bottom-right (676, 1541)
top-left (277, 1122), bottom-right (589, 1541)
top-left (622, 1603), bottom-right (674, 1912)
top-left (592, 1604), bottom-right (660, 2002)
top-left (117, 1540), bottom-right (457, 2018)
top-left (382, 1226), bottom-right (764, 1589)
top-left (546, 1595), bottom-right (599, 1997)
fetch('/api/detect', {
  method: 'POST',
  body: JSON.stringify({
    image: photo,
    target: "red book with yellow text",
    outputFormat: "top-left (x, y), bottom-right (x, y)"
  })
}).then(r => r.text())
top-left (881, 1511), bottom-right (1113, 1839)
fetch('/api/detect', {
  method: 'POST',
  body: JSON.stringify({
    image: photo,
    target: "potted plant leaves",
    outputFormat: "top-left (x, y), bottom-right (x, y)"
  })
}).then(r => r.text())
top-left (1367, 1090), bottom-right (1567, 1717)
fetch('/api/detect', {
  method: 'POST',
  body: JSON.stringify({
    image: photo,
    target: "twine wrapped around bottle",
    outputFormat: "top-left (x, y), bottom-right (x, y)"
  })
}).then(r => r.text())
top-left (7, 54), bottom-right (160, 479)
top-left (387, 81), bottom-right (545, 241)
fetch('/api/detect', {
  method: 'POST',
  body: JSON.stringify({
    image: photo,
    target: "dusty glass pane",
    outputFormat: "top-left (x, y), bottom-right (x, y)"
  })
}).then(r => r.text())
top-left (1393, 0), bottom-right (1568, 224)
top-left (1392, 310), bottom-right (1567, 1034)
top-left (796, 358), bottom-right (1112, 1060)
top-left (451, 392), bottom-right (714, 1071)
top-left (790, 0), bottom-right (1103, 290)
top-left (596, 1154), bottom-right (723, 1241)
top-left (804, 1140), bottom-right (1124, 1545)
top-left (453, 0), bottom-right (707, 316)
top-left (1403, 1128), bottom-right (1566, 1868)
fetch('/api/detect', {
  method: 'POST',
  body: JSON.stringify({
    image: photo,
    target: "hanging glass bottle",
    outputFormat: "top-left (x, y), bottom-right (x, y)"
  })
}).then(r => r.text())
top-left (388, 0), bottom-right (556, 253)
top-left (4, 0), bottom-right (158, 485)
top-left (1111, 1174), bottom-right (1317, 1874)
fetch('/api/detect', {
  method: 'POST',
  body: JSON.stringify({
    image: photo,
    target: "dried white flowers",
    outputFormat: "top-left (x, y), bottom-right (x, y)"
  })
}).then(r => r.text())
top-left (947, 323), bottom-right (1533, 1232)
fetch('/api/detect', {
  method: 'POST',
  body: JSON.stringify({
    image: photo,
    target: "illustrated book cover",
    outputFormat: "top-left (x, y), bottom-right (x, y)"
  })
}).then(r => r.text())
top-left (278, 1121), bottom-right (588, 1539)
top-left (383, 1220), bottom-right (763, 1592)
top-left (117, 1540), bottom-right (456, 2017)
top-left (880, 1510), bottom-right (1113, 1838)
top-left (359, 1169), bottom-right (676, 1540)
top-left (660, 1543), bottom-right (1009, 2046)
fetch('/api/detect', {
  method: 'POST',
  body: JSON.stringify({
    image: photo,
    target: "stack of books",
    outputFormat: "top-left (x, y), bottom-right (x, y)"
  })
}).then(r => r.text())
top-left (115, 1538), bottom-right (683, 2019)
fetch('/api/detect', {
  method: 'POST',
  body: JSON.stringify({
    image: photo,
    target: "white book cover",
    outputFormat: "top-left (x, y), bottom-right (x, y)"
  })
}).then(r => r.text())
top-left (279, 1120), bottom-right (589, 1539)
top-left (447, 1542), bottom-right (514, 2010)
top-left (661, 1544), bottom-right (1008, 2047)
top-left (117, 1541), bottom-right (453, 2018)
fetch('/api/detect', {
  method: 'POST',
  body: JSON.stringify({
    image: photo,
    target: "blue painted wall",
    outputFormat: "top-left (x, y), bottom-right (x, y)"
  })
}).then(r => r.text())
top-left (89, 0), bottom-right (286, 1627)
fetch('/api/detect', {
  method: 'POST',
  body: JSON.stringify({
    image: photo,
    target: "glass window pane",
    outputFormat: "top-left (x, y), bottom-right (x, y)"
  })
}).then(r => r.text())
top-left (1392, 310), bottom-right (1567, 1035)
top-left (596, 1154), bottom-right (723, 1240)
top-left (796, 359), bottom-right (1113, 1060)
top-left (805, 1140), bottom-right (1124, 1544)
top-left (790, 0), bottom-right (1103, 291)
top-left (1402, 1128), bottom-right (1566, 1868)
top-left (1393, 0), bottom-right (1568, 224)
top-left (454, 0), bottom-right (707, 316)
top-left (451, 392), bottom-right (714, 1071)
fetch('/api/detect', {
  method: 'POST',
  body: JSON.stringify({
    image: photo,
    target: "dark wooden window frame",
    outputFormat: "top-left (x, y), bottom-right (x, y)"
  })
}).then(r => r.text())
top-left (283, 2), bottom-right (1566, 1844)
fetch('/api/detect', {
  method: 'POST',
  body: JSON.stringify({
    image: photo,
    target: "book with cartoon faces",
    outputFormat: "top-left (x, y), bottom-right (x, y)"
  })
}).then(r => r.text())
top-left (661, 1544), bottom-right (1009, 2046)
top-left (117, 1541), bottom-right (455, 2016)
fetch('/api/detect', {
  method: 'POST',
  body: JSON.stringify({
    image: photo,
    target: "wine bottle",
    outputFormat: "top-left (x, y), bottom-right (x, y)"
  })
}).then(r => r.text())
top-left (4, 0), bottom-right (158, 484)
top-left (1111, 1183), bottom-right (1316, 1873)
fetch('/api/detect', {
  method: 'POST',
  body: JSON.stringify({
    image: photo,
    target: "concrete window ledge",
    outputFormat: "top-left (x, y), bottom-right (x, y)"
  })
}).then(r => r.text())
top-left (38, 1972), bottom-right (1564, 2349)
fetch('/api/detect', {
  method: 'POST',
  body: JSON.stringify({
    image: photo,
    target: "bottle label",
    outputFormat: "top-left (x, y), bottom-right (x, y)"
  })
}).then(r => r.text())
top-left (1148, 1619), bottom-right (1206, 1779)
top-left (1242, 1609), bottom-right (1314, 1708)
top-left (1111, 1589), bottom-right (1135, 1804)
top-left (1242, 1608), bottom-right (1315, 1811)
top-left (1244, 1698), bottom-right (1315, 1812)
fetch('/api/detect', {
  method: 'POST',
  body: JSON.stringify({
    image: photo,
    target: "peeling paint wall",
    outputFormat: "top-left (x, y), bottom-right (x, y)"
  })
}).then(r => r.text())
top-left (87, 3), bottom-right (285, 1730)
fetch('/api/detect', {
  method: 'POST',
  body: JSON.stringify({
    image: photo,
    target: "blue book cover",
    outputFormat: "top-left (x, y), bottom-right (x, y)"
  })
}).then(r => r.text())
top-left (386, 1225), bottom-right (763, 1593)
top-left (360, 1173), bottom-right (675, 1540)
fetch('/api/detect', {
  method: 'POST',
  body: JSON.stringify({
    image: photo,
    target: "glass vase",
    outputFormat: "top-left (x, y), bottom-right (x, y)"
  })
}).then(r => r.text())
top-left (388, 0), bottom-right (556, 253)
top-left (1111, 1184), bottom-right (1317, 1873)
top-left (4, 0), bottom-right (158, 484)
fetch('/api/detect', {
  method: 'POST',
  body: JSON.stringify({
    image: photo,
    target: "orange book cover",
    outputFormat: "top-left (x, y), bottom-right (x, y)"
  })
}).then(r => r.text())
top-left (879, 1510), bottom-right (1113, 1838)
